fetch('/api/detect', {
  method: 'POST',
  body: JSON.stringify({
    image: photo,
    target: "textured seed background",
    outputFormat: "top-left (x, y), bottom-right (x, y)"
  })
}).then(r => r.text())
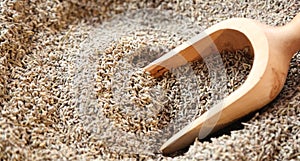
top-left (0, 0), bottom-right (299, 160)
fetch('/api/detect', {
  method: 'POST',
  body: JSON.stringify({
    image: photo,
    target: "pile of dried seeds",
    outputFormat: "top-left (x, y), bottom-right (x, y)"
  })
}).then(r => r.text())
top-left (95, 28), bottom-right (254, 155)
top-left (0, 0), bottom-right (299, 160)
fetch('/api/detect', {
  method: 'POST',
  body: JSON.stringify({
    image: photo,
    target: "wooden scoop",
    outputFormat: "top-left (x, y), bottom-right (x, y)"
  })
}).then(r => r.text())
top-left (144, 13), bottom-right (300, 154)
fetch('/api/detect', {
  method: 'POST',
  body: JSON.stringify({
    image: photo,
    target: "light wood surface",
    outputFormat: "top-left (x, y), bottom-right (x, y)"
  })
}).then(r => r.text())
top-left (144, 13), bottom-right (300, 154)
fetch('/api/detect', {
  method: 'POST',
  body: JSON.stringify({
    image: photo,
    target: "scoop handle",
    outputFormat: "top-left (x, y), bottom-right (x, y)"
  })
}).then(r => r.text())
top-left (285, 13), bottom-right (300, 42)
top-left (267, 13), bottom-right (300, 59)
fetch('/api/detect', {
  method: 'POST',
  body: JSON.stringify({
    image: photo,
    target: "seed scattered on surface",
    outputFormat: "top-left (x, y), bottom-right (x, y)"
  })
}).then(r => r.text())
top-left (0, 0), bottom-right (299, 160)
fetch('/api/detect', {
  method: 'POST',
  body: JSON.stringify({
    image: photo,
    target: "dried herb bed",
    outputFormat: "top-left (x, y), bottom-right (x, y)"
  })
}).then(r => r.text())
top-left (0, 0), bottom-right (299, 160)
